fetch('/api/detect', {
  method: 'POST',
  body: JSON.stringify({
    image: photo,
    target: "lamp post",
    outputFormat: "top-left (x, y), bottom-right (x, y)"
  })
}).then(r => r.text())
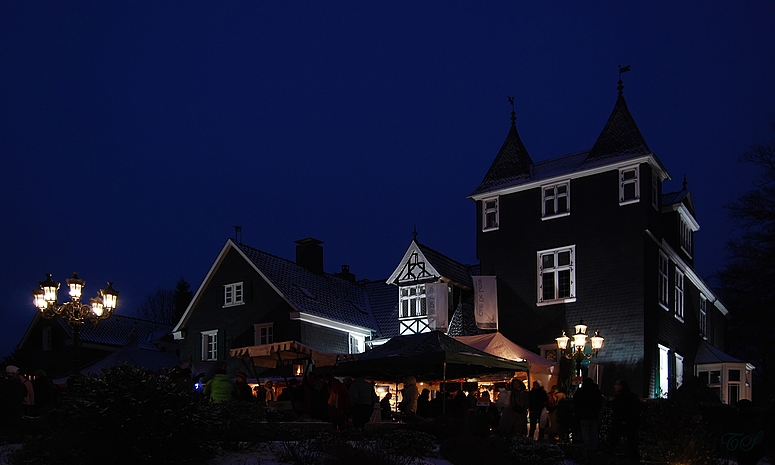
top-left (33, 273), bottom-right (119, 374)
top-left (556, 319), bottom-right (604, 377)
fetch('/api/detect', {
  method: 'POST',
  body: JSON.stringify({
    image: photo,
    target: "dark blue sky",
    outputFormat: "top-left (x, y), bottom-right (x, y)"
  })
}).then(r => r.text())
top-left (2, 2), bottom-right (774, 357)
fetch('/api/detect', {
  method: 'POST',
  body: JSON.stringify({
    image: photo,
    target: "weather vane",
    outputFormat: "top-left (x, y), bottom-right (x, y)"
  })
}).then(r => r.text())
top-left (618, 64), bottom-right (631, 94)
top-left (508, 96), bottom-right (516, 124)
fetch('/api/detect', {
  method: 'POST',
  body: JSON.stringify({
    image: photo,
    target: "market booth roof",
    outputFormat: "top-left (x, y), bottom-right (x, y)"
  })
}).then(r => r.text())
top-left (230, 340), bottom-right (352, 368)
top-left (455, 332), bottom-right (558, 375)
top-left (330, 331), bottom-right (530, 381)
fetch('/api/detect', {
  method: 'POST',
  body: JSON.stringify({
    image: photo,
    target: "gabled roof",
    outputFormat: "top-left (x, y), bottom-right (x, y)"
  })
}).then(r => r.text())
top-left (387, 239), bottom-right (475, 289)
top-left (586, 88), bottom-right (651, 163)
top-left (175, 239), bottom-right (388, 337)
top-left (363, 280), bottom-right (399, 338)
top-left (471, 116), bottom-right (534, 196)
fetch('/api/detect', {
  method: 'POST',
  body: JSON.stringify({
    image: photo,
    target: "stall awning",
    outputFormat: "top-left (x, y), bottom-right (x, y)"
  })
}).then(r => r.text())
top-left (455, 332), bottom-right (558, 375)
top-left (230, 340), bottom-right (352, 368)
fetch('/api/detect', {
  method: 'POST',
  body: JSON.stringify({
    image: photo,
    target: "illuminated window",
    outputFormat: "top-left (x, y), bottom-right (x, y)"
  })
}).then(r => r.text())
top-left (658, 252), bottom-right (669, 310)
top-left (675, 353), bottom-right (684, 389)
top-left (400, 284), bottom-right (427, 318)
top-left (542, 181), bottom-right (570, 219)
top-left (657, 344), bottom-right (669, 398)
top-left (619, 166), bottom-right (640, 204)
top-left (699, 295), bottom-right (708, 340)
top-left (224, 282), bottom-right (244, 307)
top-left (537, 246), bottom-right (576, 305)
top-left (254, 324), bottom-right (273, 345)
top-left (482, 197), bottom-right (499, 231)
top-left (674, 269), bottom-right (684, 322)
top-left (201, 330), bottom-right (218, 361)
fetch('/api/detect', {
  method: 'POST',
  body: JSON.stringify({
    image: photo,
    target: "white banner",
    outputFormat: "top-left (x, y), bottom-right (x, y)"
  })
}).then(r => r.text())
top-left (425, 283), bottom-right (449, 332)
top-left (474, 276), bottom-right (498, 330)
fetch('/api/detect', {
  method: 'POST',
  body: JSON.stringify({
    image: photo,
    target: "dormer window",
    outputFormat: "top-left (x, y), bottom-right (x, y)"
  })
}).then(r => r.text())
top-left (224, 282), bottom-right (244, 307)
top-left (680, 219), bottom-right (693, 256)
top-left (482, 197), bottom-right (499, 231)
top-left (542, 181), bottom-right (570, 219)
top-left (619, 166), bottom-right (640, 205)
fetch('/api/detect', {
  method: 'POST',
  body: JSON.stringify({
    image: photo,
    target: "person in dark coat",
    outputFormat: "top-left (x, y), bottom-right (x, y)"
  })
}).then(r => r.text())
top-left (380, 392), bottom-right (393, 421)
top-left (349, 376), bottom-right (378, 429)
top-left (32, 370), bottom-right (56, 416)
top-left (417, 388), bottom-right (431, 418)
top-left (610, 379), bottom-right (642, 462)
top-left (573, 377), bottom-right (604, 457)
top-left (528, 380), bottom-right (549, 439)
top-left (235, 372), bottom-right (254, 402)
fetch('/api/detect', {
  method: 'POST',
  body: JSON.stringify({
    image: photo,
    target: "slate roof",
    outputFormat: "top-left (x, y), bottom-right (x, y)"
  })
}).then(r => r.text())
top-left (447, 298), bottom-right (483, 337)
top-left (363, 279), bottom-right (399, 338)
top-left (234, 241), bottom-right (384, 334)
top-left (472, 119), bottom-right (534, 196)
top-left (416, 241), bottom-right (475, 289)
top-left (695, 340), bottom-right (745, 365)
top-left (586, 90), bottom-right (651, 162)
top-left (63, 314), bottom-right (173, 351)
top-left (471, 88), bottom-right (662, 197)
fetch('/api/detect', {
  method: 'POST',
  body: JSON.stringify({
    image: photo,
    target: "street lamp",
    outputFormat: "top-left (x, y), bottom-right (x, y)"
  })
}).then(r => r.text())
top-left (33, 272), bottom-right (119, 374)
top-left (556, 319), bottom-right (604, 376)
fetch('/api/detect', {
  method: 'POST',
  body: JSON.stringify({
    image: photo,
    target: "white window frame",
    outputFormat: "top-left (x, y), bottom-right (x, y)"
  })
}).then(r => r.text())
top-left (699, 295), bottom-right (708, 340)
top-left (482, 197), bottom-right (499, 231)
top-left (674, 268), bottom-right (684, 322)
top-left (537, 245), bottom-right (576, 305)
top-left (658, 252), bottom-right (669, 310)
top-left (541, 181), bottom-right (570, 219)
top-left (400, 284), bottom-right (427, 319)
top-left (680, 219), bottom-right (693, 257)
top-left (651, 173), bottom-right (660, 210)
top-left (657, 344), bottom-right (669, 398)
top-left (254, 323), bottom-right (273, 345)
top-left (201, 330), bottom-right (218, 361)
top-left (349, 334), bottom-right (365, 354)
top-left (223, 282), bottom-right (244, 307)
top-left (619, 165), bottom-right (640, 205)
top-left (675, 353), bottom-right (684, 389)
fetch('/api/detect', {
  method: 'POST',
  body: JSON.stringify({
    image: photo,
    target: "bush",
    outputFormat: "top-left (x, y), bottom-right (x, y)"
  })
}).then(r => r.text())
top-left (639, 399), bottom-right (720, 465)
top-left (507, 436), bottom-right (565, 465)
top-left (9, 365), bottom-right (220, 465)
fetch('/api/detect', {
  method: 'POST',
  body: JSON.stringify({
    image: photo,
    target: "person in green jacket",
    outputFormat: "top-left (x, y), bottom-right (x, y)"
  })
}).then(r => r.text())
top-left (204, 369), bottom-right (236, 403)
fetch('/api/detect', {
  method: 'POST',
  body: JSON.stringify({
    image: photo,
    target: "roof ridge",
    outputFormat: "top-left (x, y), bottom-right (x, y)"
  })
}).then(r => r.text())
top-left (415, 241), bottom-right (473, 269)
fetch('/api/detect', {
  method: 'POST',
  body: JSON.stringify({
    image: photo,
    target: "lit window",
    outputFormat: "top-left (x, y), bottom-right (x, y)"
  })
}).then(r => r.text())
top-left (699, 295), bottom-right (708, 340)
top-left (657, 344), bottom-right (669, 398)
top-left (400, 284), bottom-right (427, 318)
top-left (680, 219), bottom-right (693, 256)
top-left (349, 335), bottom-right (364, 354)
top-left (620, 166), bottom-right (640, 204)
top-left (675, 353), bottom-right (684, 389)
top-left (658, 252), bottom-right (669, 310)
top-left (537, 246), bottom-right (576, 305)
top-left (542, 181), bottom-right (570, 219)
top-left (224, 282), bottom-right (244, 307)
top-left (201, 330), bottom-right (218, 361)
top-left (482, 197), bottom-right (499, 231)
top-left (255, 324), bottom-right (273, 345)
top-left (674, 269), bottom-right (684, 322)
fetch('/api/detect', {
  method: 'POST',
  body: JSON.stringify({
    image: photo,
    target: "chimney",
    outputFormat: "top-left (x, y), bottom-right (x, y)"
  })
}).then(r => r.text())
top-left (335, 265), bottom-right (356, 282)
top-left (295, 238), bottom-right (324, 274)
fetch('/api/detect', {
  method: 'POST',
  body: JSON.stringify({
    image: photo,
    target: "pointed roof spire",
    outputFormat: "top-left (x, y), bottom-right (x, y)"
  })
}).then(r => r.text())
top-left (471, 97), bottom-right (534, 196)
top-left (587, 66), bottom-right (651, 162)
top-left (412, 226), bottom-right (418, 242)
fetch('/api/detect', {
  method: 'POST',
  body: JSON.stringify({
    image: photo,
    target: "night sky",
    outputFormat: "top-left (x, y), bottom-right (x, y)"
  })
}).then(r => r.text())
top-left (2, 2), bottom-right (774, 358)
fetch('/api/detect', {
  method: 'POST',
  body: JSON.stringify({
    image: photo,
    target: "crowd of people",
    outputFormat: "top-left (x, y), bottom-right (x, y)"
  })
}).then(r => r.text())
top-left (0, 365), bottom-right (58, 422)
